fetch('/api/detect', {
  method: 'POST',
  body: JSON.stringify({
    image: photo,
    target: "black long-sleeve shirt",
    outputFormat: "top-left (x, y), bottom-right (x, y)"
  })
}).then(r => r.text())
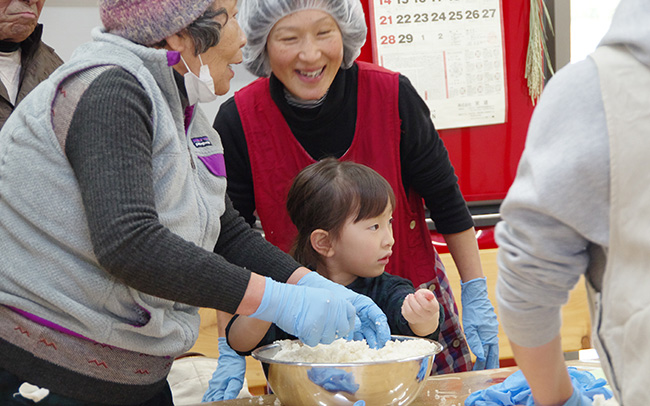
top-left (64, 67), bottom-right (300, 313)
top-left (214, 63), bottom-right (473, 234)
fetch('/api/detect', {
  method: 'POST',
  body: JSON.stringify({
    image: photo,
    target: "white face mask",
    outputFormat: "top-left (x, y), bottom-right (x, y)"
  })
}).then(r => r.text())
top-left (181, 55), bottom-right (217, 105)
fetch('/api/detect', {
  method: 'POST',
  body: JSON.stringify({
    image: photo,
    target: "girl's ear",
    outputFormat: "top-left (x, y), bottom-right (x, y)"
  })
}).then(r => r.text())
top-left (310, 229), bottom-right (335, 257)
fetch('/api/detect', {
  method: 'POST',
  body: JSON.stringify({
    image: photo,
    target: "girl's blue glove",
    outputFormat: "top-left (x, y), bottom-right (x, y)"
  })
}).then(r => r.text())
top-left (297, 272), bottom-right (391, 349)
top-left (250, 277), bottom-right (356, 346)
top-left (202, 337), bottom-right (246, 402)
top-left (460, 277), bottom-right (500, 370)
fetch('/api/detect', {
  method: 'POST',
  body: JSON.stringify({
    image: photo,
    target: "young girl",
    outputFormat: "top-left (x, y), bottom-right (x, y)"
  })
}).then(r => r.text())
top-left (226, 158), bottom-right (443, 354)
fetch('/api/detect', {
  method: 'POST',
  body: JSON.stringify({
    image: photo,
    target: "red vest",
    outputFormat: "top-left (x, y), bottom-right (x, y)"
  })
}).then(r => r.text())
top-left (234, 62), bottom-right (437, 288)
top-left (234, 62), bottom-right (472, 373)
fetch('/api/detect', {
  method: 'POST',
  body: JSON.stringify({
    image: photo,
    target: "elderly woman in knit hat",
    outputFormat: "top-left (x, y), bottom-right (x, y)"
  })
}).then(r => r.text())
top-left (0, 0), bottom-right (392, 404)
top-left (212, 0), bottom-right (500, 386)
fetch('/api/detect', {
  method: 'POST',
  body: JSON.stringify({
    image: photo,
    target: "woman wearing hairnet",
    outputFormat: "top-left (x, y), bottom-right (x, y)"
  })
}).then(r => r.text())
top-left (205, 0), bottom-right (499, 400)
top-left (0, 0), bottom-right (391, 404)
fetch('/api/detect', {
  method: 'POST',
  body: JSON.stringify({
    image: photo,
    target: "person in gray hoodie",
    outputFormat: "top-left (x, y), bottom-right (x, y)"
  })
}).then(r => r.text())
top-left (0, 0), bottom-right (389, 405)
top-left (494, 0), bottom-right (650, 404)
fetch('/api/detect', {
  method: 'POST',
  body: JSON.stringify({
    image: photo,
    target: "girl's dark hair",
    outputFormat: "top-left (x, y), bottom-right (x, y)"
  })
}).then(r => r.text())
top-left (286, 158), bottom-right (396, 269)
top-left (154, 7), bottom-right (228, 55)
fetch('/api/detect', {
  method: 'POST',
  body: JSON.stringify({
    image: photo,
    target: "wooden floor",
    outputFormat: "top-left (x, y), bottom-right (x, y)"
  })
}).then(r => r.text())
top-left (189, 248), bottom-right (592, 395)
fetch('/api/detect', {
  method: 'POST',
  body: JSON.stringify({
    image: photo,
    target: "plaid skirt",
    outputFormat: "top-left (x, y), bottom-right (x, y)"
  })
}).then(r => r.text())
top-left (422, 250), bottom-right (472, 374)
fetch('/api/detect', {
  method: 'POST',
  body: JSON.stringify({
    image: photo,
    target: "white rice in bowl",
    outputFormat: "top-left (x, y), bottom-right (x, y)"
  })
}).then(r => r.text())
top-left (270, 338), bottom-right (439, 363)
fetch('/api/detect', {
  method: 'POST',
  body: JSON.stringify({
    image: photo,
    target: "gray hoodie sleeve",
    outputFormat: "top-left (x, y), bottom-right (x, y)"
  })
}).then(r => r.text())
top-left (494, 57), bottom-right (610, 347)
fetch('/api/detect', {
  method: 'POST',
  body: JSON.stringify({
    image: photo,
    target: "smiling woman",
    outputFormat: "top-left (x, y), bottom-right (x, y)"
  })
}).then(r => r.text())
top-left (266, 10), bottom-right (343, 100)
top-left (214, 0), bottom-right (499, 382)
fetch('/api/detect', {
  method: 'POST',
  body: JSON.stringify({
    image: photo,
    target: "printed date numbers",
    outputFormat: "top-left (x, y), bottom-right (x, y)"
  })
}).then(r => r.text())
top-left (380, 34), bottom-right (415, 44)
top-left (379, 9), bottom-right (496, 25)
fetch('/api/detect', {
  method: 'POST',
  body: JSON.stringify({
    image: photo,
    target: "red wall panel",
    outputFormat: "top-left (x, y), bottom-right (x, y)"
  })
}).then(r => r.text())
top-left (359, 0), bottom-right (535, 203)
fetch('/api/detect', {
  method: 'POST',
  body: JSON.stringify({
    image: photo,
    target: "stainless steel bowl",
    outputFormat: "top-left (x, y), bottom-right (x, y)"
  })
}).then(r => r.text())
top-left (251, 336), bottom-right (443, 406)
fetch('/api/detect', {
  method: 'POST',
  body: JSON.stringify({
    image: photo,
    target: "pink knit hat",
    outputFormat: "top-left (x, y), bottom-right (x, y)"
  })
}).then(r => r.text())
top-left (99, 0), bottom-right (215, 45)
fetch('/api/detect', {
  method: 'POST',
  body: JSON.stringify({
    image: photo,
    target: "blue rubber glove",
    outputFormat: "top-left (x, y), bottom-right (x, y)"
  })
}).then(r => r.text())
top-left (464, 368), bottom-right (530, 405)
top-left (250, 277), bottom-right (355, 347)
top-left (535, 386), bottom-right (591, 406)
top-left (307, 367), bottom-right (359, 394)
top-left (297, 272), bottom-right (391, 349)
top-left (464, 367), bottom-right (612, 406)
top-left (460, 277), bottom-right (500, 370)
top-left (526, 367), bottom-right (612, 406)
top-left (417, 357), bottom-right (430, 382)
top-left (416, 357), bottom-right (429, 382)
top-left (202, 337), bottom-right (246, 402)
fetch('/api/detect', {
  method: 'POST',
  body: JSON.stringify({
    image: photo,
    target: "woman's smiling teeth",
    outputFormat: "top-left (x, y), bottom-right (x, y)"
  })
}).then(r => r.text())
top-left (298, 67), bottom-right (324, 78)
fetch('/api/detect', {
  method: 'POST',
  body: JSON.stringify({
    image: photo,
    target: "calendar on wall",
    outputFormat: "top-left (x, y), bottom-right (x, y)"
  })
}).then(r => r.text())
top-left (369, 0), bottom-right (506, 130)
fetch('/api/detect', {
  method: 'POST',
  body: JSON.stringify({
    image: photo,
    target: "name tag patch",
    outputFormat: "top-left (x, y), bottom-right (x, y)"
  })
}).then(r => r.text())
top-left (191, 137), bottom-right (212, 148)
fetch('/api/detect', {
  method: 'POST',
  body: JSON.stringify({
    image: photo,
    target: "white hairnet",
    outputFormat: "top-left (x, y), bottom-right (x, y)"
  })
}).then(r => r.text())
top-left (239, 0), bottom-right (367, 77)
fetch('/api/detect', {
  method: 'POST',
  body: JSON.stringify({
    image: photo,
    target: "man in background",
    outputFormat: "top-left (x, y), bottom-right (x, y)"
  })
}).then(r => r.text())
top-left (0, 0), bottom-right (62, 128)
